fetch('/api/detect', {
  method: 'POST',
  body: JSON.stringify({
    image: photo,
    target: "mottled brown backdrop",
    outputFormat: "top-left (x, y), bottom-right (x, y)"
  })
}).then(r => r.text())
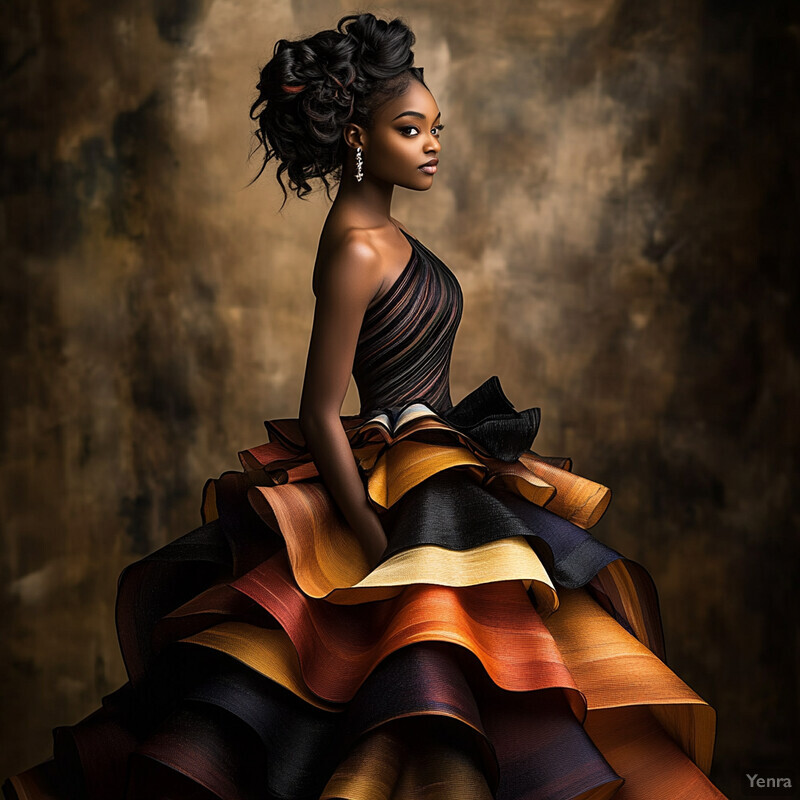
top-left (1, 0), bottom-right (798, 795)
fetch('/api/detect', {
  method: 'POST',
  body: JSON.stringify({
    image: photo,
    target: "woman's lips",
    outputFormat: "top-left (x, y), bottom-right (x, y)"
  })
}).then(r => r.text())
top-left (419, 164), bottom-right (437, 174)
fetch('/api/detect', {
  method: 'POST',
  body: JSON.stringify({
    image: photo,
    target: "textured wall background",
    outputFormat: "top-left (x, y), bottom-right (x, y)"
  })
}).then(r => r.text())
top-left (1, 0), bottom-right (797, 795)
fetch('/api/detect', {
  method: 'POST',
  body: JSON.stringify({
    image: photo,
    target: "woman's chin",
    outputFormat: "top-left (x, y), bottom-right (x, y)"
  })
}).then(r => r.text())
top-left (401, 174), bottom-right (436, 191)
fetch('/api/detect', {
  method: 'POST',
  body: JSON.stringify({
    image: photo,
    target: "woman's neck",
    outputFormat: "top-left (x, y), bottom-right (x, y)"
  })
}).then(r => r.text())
top-left (333, 167), bottom-right (395, 227)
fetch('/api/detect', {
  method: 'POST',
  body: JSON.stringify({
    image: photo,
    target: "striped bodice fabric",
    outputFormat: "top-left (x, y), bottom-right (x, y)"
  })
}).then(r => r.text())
top-left (352, 229), bottom-right (463, 417)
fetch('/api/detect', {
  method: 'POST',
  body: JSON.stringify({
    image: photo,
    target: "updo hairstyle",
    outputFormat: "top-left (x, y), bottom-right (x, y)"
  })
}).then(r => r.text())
top-left (248, 12), bottom-right (427, 208)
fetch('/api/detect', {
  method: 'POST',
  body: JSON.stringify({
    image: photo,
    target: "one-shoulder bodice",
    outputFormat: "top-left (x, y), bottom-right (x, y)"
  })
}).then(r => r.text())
top-left (352, 229), bottom-right (463, 418)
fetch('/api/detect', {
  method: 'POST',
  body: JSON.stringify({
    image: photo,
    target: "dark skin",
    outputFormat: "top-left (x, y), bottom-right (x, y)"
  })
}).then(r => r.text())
top-left (298, 77), bottom-right (443, 570)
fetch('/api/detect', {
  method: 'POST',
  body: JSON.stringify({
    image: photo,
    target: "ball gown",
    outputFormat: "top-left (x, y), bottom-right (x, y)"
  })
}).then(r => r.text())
top-left (3, 228), bottom-right (729, 800)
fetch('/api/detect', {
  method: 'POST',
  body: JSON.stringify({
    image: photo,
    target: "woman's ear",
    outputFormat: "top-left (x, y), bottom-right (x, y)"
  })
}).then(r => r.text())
top-left (342, 123), bottom-right (366, 151)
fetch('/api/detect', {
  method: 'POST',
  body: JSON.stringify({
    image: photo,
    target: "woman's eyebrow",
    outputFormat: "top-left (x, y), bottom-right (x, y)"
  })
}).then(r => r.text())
top-left (391, 109), bottom-right (442, 122)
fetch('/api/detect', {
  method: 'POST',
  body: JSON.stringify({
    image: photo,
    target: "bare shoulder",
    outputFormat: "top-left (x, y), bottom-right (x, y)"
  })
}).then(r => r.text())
top-left (312, 227), bottom-right (383, 301)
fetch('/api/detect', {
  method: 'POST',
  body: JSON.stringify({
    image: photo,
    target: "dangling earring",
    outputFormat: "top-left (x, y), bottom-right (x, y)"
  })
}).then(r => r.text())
top-left (355, 146), bottom-right (364, 182)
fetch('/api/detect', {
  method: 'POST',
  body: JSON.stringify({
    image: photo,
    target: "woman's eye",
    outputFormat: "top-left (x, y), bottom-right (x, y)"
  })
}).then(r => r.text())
top-left (400, 124), bottom-right (445, 137)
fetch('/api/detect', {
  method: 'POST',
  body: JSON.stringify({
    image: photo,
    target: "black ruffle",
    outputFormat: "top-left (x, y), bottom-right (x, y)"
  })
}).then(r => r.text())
top-left (440, 375), bottom-right (541, 462)
top-left (378, 469), bottom-right (624, 590)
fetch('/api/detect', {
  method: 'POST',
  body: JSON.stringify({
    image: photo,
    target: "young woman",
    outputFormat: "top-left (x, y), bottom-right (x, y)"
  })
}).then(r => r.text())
top-left (3, 12), bottom-right (729, 800)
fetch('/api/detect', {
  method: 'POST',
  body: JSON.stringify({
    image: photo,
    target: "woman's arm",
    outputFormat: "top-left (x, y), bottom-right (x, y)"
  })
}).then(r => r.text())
top-left (298, 231), bottom-right (388, 567)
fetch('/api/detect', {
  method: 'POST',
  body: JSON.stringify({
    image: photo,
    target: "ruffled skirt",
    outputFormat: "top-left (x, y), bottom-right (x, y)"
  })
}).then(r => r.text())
top-left (3, 376), bottom-right (728, 800)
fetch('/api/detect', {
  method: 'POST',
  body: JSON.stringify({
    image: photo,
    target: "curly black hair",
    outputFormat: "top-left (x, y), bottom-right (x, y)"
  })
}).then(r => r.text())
top-left (248, 12), bottom-right (427, 209)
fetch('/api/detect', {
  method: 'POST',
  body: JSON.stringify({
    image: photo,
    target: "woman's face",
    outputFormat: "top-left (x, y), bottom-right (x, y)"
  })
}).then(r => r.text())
top-left (357, 79), bottom-right (443, 191)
